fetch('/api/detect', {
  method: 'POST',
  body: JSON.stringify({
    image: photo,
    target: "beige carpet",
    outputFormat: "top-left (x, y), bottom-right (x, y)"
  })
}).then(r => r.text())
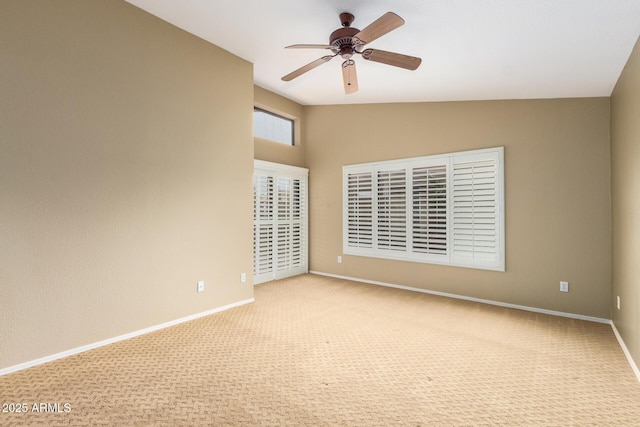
top-left (1, 274), bottom-right (639, 426)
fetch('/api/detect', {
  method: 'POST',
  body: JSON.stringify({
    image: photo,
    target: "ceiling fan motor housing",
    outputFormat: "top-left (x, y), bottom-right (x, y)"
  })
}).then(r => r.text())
top-left (329, 27), bottom-right (359, 59)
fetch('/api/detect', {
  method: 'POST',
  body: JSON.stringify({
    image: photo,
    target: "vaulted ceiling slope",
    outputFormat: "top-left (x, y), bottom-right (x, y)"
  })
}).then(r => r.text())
top-left (125, 0), bottom-right (640, 105)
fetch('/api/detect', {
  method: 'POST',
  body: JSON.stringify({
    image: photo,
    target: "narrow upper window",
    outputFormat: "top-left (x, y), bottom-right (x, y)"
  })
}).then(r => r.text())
top-left (254, 108), bottom-right (294, 146)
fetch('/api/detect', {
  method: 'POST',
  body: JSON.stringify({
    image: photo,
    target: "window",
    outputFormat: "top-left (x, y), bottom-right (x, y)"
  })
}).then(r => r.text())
top-left (254, 108), bottom-right (294, 146)
top-left (343, 147), bottom-right (504, 271)
top-left (254, 160), bottom-right (308, 284)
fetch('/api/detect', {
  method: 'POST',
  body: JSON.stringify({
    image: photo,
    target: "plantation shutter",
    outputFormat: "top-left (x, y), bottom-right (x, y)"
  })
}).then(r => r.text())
top-left (253, 173), bottom-right (274, 283)
top-left (376, 169), bottom-right (407, 252)
top-left (412, 165), bottom-right (447, 256)
top-left (451, 151), bottom-right (502, 269)
top-left (346, 170), bottom-right (373, 250)
top-left (274, 176), bottom-right (307, 279)
top-left (343, 147), bottom-right (503, 271)
top-left (254, 160), bottom-right (308, 284)
top-left (291, 178), bottom-right (306, 271)
top-left (276, 177), bottom-right (292, 274)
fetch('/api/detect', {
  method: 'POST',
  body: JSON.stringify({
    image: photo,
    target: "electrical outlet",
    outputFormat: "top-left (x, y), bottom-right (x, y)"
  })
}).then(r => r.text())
top-left (197, 280), bottom-right (204, 292)
top-left (240, 273), bottom-right (246, 283)
top-left (560, 281), bottom-right (569, 292)
top-left (617, 296), bottom-right (621, 310)
top-left (337, 256), bottom-right (342, 264)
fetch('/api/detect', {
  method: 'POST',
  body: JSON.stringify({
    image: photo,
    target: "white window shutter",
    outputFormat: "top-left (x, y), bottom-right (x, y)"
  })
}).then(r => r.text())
top-left (376, 169), bottom-right (407, 252)
top-left (291, 179), bottom-right (305, 270)
top-left (343, 147), bottom-right (503, 271)
top-left (346, 171), bottom-right (374, 249)
top-left (276, 177), bottom-right (293, 275)
top-left (452, 151), bottom-right (503, 269)
top-left (412, 165), bottom-right (447, 255)
top-left (276, 176), bottom-right (304, 278)
top-left (253, 174), bottom-right (275, 281)
top-left (254, 161), bottom-right (308, 284)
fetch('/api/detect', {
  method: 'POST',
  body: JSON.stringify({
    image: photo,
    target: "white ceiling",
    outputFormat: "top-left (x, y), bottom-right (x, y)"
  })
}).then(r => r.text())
top-left (125, 0), bottom-right (640, 106)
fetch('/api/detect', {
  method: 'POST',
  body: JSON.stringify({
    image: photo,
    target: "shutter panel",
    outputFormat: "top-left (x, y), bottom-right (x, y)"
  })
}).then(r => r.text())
top-left (346, 171), bottom-right (373, 249)
top-left (275, 175), bottom-right (308, 279)
top-left (412, 165), bottom-right (447, 255)
top-left (377, 169), bottom-right (406, 252)
top-left (452, 156), bottom-right (499, 266)
top-left (253, 174), bottom-right (275, 282)
top-left (276, 177), bottom-right (292, 273)
top-left (291, 179), bottom-right (305, 269)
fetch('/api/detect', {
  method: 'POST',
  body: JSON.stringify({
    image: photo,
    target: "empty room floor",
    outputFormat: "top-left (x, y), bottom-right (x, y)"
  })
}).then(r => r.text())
top-left (1, 274), bottom-right (639, 426)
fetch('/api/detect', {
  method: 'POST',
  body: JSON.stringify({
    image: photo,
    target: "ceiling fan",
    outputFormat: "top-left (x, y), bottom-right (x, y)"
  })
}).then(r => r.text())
top-left (281, 12), bottom-right (422, 94)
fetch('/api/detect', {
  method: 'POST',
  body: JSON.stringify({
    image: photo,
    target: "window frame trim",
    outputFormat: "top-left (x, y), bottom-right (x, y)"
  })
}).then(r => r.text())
top-left (253, 107), bottom-right (295, 146)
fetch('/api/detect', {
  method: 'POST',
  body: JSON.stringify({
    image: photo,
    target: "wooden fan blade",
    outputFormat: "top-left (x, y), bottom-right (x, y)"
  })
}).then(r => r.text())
top-left (342, 60), bottom-right (358, 94)
top-left (352, 12), bottom-right (404, 46)
top-left (281, 55), bottom-right (334, 81)
top-left (286, 44), bottom-right (334, 49)
top-left (361, 48), bottom-right (421, 70)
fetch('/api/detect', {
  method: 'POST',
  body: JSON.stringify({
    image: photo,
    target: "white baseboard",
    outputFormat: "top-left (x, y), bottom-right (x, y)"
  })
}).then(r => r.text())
top-left (0, 298), bottom-right (255, 377)
top-left (309, 271), bottom-right (611, 324)
top-left (611, 322), bottom-right (640, 383)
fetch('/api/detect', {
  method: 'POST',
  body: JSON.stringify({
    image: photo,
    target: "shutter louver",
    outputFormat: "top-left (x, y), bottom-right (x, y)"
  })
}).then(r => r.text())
top-left (377, 169), bottom-right (407, 251)
top-left (452, 159), bottom-right (499, 265)
top-left (347, 172), bottom-right (373, 249)
top-left (412, 165), bottom-right (447, 255)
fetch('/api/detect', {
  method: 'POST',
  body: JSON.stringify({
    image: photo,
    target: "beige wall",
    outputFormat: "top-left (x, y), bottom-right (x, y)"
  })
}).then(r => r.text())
top-left (611, 36), bottom-right (640, 368)
top-left (254, 85), bottom-right (305, 167)
top-left (0, 1), bottom-right (254, 370)
top-left (305, 98), bottom-right (611, 319)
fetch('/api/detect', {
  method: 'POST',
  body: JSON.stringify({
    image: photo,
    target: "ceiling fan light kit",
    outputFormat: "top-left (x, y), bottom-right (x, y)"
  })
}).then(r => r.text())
top-left (282, 11), bottom-right (422, 94)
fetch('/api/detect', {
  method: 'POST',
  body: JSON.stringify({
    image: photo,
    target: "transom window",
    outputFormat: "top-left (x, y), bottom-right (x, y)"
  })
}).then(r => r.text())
top-left (253, 107), bottom-right (294, 146)
top-left (343, 147), bottom-right (505, 271)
